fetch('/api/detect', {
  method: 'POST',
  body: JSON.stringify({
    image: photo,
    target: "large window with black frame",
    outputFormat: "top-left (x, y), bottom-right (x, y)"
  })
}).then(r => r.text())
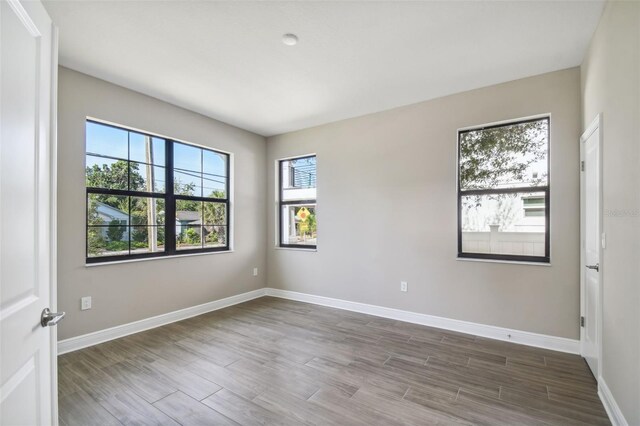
top-left (458, 117), bottom-right (550, 263)
top-left (85, 120), bottom-right (230, 263)
top-left (279, 155), bottom-right (317, 249)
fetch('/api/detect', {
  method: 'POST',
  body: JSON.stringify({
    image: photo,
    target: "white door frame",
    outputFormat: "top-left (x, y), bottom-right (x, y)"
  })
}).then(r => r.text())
top-left (579, 113), bottom-right (603, 380)
top-left (49, 23), bottom-right (60, 424)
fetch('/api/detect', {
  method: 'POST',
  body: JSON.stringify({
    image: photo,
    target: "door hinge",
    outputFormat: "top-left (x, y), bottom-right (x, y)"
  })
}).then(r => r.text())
top-left (580, 316), bottom-right (585, 327)
top-left (580, 161), bottom-right (585, 172)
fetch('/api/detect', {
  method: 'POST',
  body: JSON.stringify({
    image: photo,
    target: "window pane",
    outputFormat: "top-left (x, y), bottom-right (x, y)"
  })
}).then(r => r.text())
top-left (129, 133), bottom-right (166, 166)
top-left (204, 225), bottom-right (226, 248)
top-left (174, 143), bottom-right (203, 197)
top-left (86, 155), bottom-right (129, 190)
top-left (176, 200), bottom-right (201, 220)
top-left (87, 226), bottom-right (110, 257)
top-left (459, 119), bottom-right (548, 190)
top-left (131, 162), bottom-right (165, 193)
top-left (86, 121), bottom-right (128, 161)
top-left (281, 204), bottom-right (316, 246)
top-left (174, 170), bottom-right (202, 197)
top-left (281, 157), bottom-right (316, 202)
top-left (176, 199), bottom-right (201, 251)
top-left (87, 223), bottom-right (128, 258)
top-left (203, 175), bottom-right (227, 199)
top-left (461, 192), bottom-right (545, 256)
top-left (174, 142), bottom-right (201, 173)
top-left (130, 226), bottom-right (165, 254)
top-left (130, 197), bottom-right (165, 225)
top-left (87, 194), bottom-right (105, 226)
top-left (87, 194), bottom-right (130, 258)
top-left (203, 150), bottom-right (227, 198)
top-left (176, 225), bottom-right (202, 250)
top-left (88, 194), bottom-right (129, 226)
top-left (203, 202), bottom-right (226, 225)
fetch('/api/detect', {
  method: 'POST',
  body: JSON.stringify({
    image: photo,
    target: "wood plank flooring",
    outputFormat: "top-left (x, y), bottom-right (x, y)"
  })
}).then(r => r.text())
top-left (58, 297), bottom-right (610, 425)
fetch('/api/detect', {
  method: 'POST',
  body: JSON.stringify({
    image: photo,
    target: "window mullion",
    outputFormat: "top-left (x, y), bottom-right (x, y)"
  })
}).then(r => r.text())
top-left (174, 194), bottom-right (228, 203)
top-left (460, 186), bottom-right (549, 196)
top-left (165, 140), bottom-right (176, 255)
top-left (280, 199), bottom-right (317, 206)
top-left (86, 187), bottom-right (161, 198)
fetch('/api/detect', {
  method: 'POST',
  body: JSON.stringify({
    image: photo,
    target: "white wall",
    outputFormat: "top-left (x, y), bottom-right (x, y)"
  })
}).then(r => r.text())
top-left (57, 67), bottom-right (267, 340)
top-left (267, 68), bottom-right (582, 339)
top-left (581, 1), bottom-right (640, 423)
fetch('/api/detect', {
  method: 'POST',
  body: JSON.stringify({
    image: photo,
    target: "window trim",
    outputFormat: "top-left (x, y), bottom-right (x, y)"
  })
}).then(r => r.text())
top-left (85, 119), bottom-right (231, 264)
top-left (278, 154), bottom-right (317, 249)
top-left (457, 116), bottom-right (550, 264)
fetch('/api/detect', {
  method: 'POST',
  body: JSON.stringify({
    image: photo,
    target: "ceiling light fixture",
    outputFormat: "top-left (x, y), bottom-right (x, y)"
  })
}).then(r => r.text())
top-left (282, 33), bottom-right (298, 46)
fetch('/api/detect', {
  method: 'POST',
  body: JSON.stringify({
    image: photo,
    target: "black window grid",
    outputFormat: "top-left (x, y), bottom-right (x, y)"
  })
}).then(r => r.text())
top-left (278, 155), bottom-right (317, 249)
top-left (85, 120), bottom-right (230, 263)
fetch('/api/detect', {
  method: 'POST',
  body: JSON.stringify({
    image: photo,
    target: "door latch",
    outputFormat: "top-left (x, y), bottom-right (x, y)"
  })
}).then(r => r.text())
top-left (41, 308), bottom-right (66, 327)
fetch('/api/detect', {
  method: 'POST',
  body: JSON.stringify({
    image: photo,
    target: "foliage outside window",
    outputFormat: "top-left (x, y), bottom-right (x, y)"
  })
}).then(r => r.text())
top-left (279, 155), bottom-right (317, 249)
top-left (86, 120), bottom-right (230, 262)
top-left (458, 117), bottom-right (550, 262)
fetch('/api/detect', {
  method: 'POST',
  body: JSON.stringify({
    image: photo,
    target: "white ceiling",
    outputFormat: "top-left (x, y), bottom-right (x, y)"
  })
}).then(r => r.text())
top-left (44, 1), bottom-right (605, 137)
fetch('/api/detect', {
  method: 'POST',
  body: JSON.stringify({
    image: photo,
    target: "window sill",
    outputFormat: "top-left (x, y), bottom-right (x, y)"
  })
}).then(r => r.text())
top-left (456, 257), bottom-right (550, 267)
top-left (274, 246), bottom-right (317, 252)
top-left (85, 250), bottom-right (234, 267)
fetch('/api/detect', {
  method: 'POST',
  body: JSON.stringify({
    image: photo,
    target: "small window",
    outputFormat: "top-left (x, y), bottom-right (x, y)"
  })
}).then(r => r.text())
top-left (458, 117), bottom-right (549, 262)
top-left (86, 120), bottom-right (230, 263)
top-left (278, 155), bottom-right (317, 249)
top-left (522, 195), bottom-right (545, 217)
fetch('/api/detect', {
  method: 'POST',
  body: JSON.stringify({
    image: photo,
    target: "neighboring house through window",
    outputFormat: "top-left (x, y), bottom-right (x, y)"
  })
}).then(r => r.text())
top-left (458, 117), bottom-right (550, 262)
top-left (86, 120), bottom-right (230, 262)
top-left (278, 155), bottom-right (317, 249)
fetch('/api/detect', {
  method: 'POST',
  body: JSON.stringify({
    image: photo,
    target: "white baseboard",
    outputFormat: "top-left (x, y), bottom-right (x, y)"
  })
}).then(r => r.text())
top-left (57, 288), bottom-right (266, 355)
top-left (264, 288), bottom-right (580, 354)
top-left (598, 378), bottom-right (629, 426)
top-left (58, 286), bottom-right (580, 356)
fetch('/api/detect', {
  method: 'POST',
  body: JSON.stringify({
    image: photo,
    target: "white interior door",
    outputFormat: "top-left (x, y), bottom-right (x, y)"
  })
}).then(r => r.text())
top-left (0, 0), bottom-right (58, 424)
top-left (580, 115), bottom-right (602, 379)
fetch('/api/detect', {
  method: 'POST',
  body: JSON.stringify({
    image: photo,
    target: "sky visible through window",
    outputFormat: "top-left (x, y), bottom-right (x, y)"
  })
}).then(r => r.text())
top-left (86, 122), bottom-right (227, 198)
top-left (174, 142), bottom-right (227, 198)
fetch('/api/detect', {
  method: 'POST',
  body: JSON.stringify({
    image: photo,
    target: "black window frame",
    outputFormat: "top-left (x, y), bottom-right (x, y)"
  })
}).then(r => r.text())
top-left (278, 154), bottom-right (317, 249)
top-left (457, 116), bottom-right (550, 263)
top-left (85, 119), bottom-right (231, 263)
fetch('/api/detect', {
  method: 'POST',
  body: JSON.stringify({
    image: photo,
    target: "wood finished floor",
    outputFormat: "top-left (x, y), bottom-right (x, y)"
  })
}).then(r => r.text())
top-left (58, 297), bottom-right (610, 426)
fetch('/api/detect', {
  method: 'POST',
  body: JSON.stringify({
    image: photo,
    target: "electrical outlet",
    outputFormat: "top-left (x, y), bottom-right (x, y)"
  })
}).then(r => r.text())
top-left (253, 267), bottom-right (258, 276)
top-left (400, 281), bottom-right (408, 292)
top-left (81, 296), bottom-right (92, 311)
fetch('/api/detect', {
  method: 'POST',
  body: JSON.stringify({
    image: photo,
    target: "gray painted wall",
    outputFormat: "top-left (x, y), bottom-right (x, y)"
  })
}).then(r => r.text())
top-left (581, 1), bottom-right (640, 423)
top-left (267, 68), bottom-right (582, 340)
top-left (57, 67), bottom-right (267, 340)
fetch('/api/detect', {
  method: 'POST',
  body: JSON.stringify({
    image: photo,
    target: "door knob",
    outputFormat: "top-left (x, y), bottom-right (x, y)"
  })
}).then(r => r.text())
top-left (41, 308), bottom-right (65, 327)
top-left (586, 263), bottom-right (599, 272)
